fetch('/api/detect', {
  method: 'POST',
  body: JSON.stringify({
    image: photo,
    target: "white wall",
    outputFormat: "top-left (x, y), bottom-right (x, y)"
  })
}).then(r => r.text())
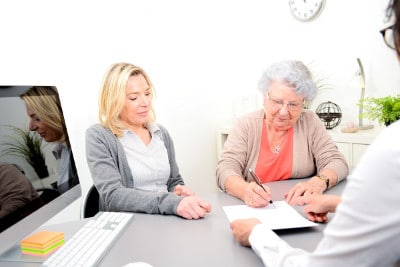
top-left (1, 0), bottom-right (399, 224)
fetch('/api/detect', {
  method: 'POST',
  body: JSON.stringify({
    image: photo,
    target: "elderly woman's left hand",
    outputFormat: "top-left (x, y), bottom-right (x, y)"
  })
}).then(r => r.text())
top-left (285, 177), bottom-right (326, 205)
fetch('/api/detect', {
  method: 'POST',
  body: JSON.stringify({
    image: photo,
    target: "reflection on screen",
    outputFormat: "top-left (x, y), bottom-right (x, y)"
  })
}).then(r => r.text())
top-left (0, 86), bottom-right (80, 233)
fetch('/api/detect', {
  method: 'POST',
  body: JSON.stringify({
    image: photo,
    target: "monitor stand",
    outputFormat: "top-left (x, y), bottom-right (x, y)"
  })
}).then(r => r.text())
top-left (0, 243), bottom-right (44, 264)
top-left (0, 219), bottom-right (86, 264)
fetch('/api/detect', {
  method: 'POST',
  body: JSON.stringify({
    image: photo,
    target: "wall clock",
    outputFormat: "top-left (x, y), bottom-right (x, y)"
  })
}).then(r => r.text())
top-left (289, 0), bottom-right (325, 22)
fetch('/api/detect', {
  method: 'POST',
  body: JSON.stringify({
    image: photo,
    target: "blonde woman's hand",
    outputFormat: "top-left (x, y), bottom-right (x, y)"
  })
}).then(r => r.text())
top-left (176, 196), bottom-right (211, 219)
top-left (174, 184), bottom-right (194, 197)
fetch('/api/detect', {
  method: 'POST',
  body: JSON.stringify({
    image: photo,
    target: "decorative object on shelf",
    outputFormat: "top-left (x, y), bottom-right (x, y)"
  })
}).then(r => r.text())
top-left (289, 0), bottom-right (325, 22)
top-left (340, 122), bottom-right (358, 133)
top-left (360, 94), bottom-right (400, 126)
top-left (355, 58), bottom-right (374, 130)
top-left (315, 101), bottom-right (342, 129)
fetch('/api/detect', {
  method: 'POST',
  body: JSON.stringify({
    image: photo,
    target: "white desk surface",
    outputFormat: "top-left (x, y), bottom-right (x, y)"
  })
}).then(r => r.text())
top-left (0, 178), bottom-right (346, 267)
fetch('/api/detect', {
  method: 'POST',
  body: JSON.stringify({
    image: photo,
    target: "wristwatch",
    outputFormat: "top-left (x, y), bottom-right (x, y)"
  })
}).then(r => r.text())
top-left (316, 172), bottom-right (330, 192)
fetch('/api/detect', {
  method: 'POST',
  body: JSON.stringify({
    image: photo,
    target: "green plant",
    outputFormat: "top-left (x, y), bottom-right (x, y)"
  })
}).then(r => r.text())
top-left (0, 125), bottom-right (49, 178)
top-left (360, 94), bottom-right (400, 126)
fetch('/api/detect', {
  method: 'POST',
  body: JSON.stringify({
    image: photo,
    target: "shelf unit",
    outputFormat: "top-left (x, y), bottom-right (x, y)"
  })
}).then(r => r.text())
top-left (327, 127), bottom-right (382, 167)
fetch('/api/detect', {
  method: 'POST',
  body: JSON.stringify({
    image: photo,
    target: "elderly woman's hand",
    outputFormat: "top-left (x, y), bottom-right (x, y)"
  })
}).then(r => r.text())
top-left (243, 182), bottom-right (272, 208)
top-left (285, 177), bottom-right (326, 205)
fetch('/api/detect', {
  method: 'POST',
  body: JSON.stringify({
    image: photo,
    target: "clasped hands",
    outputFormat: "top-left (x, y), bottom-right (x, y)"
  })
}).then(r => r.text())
top-left (174, 185), bottom-right (212, 220)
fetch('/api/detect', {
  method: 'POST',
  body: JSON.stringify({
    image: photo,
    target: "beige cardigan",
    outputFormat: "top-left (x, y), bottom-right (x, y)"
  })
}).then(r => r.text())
top-left (216, 109), bottom-right (349, 190)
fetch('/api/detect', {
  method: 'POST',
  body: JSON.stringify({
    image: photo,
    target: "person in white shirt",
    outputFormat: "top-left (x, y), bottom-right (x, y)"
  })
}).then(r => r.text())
top-left (230, 1), bottom-right (400, 266)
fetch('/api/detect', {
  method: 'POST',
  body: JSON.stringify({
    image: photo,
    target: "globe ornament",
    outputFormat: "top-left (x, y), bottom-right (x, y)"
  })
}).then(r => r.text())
top-left (315, 101), bottom-right (342, 129)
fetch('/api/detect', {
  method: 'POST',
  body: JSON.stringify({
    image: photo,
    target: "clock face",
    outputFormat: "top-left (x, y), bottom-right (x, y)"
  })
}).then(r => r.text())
top-left (289, 0), bottom-right (325, 22)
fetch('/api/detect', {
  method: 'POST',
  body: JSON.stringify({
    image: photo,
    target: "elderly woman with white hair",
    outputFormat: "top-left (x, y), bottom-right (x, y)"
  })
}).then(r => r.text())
top-left (216, 60), bottom-right (348, 207)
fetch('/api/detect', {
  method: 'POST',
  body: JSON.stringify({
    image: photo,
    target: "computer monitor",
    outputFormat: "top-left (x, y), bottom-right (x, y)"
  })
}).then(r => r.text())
top-left (0, 86), bottom-right (81, 259)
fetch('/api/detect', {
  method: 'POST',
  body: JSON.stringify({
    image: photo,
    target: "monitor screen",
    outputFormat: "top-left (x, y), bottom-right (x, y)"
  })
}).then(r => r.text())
top-left (0, 86), bottom-right (81, 259)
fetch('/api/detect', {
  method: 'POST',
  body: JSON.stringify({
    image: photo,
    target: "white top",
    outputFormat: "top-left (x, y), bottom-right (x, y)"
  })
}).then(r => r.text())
top-left (119, 123), bottom-right (170, 193)
top-left (52, 142), bottom-right (70, 186)
top-left (249, 121), bottom-right (400, 267)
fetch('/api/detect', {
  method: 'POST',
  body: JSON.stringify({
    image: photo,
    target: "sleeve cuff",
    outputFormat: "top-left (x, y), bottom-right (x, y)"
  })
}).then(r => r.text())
top-left (249, 224), bottom-right (309, 267)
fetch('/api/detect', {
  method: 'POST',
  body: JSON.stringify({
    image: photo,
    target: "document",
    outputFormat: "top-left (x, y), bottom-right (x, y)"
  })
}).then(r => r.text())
top-left (223, 201), bottom-right (317, 230)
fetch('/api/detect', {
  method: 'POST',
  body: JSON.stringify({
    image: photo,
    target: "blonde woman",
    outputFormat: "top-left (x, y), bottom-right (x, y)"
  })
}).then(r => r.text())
top-left (85, 63), bottom-right (211, 219)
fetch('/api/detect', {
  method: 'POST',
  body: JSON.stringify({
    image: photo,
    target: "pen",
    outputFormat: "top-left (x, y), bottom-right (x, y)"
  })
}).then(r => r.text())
top-left (249, 169), bottom-right (275, 207)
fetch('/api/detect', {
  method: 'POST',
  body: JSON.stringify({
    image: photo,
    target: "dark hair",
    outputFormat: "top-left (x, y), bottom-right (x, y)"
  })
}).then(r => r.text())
top-left (387, 0), bottom-right (400, 54)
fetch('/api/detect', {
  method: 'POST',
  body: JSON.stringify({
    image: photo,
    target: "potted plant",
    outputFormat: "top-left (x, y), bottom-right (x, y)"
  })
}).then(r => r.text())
top-left (0, 125), bottom-right (49, 178)
top-left (360, 94), bottom-right (400, 126)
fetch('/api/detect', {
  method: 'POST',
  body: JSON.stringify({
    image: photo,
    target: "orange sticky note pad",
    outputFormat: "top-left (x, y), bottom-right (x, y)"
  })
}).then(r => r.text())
top-left (21, 231), bottom-right (64, 249)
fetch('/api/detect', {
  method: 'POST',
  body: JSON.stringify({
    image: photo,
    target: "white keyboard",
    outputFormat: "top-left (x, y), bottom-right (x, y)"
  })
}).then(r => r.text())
top-left (43, 211), bottom-right (134, 267)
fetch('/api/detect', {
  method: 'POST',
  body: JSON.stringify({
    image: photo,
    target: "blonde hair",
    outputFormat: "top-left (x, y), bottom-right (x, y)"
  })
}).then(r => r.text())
top-left (20, 86), bottom-right (66, 143)
top-left (98, 63), bottom-right (156, 137)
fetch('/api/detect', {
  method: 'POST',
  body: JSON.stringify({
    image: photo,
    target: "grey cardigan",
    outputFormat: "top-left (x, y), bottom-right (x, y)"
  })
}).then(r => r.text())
top-left (85, 123), bottom-right (184, 215)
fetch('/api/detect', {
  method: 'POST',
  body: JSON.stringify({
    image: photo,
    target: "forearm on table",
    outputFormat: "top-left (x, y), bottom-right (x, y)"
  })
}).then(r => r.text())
top-left (167, 176), bottom-right (185, 191)
top-left (224, 175), bottom-right (248, 200)
top-left (312, 169), bottom-right (340, 191)
top-left (108, 188), bottom-right (181, 215)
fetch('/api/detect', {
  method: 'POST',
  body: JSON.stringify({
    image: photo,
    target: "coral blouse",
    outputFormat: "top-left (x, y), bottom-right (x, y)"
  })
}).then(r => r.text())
top-left (255, 120), bottom-right (293, 183)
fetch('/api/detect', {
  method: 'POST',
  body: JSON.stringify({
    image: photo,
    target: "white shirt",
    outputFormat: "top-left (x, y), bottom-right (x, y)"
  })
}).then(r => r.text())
top-left (119, 123), bottom-right (170, 193)
top-left (52, 142), bottom-right (70, 187)
top-left (249, 121), bottom-right (400, 267)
